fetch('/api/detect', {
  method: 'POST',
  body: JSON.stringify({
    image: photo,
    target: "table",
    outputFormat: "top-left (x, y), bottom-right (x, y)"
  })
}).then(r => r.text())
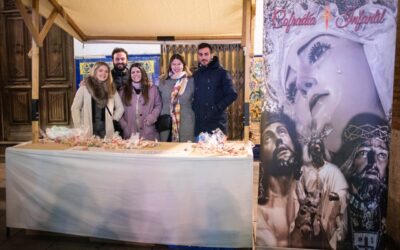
top-left (6, 142), bottom-right (253, 248)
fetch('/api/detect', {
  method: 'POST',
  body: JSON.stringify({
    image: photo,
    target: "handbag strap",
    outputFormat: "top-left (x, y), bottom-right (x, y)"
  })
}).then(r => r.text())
top-left (105, 105), bottom-right (112, 117)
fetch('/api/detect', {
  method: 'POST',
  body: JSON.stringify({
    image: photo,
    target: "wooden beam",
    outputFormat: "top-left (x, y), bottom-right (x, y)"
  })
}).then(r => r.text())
top-left (48, 0), bottom-right (86, 41)
top-left (31, 0), bottom-right (40, 143)
top-left (241, 0), bottom-right (252, 47)
top-left (242, 2), bottom-right (255, 244)
top-left (28, 8), bottom-right (58, 57)
top-left (242, 0), bottom-right (252, 142)
top-left (38, 8), bottom-right (58, 44)
top-left (85, 35), bottom-right (242, 42)
top-left (250, 0), bottom-right (256, 56)
top-left (14, 0), bottom-right (41, 46)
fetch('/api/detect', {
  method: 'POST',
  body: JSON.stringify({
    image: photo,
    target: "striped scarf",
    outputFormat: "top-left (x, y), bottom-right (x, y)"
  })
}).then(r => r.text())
top-left (170, 72), bottom-right (188, 142)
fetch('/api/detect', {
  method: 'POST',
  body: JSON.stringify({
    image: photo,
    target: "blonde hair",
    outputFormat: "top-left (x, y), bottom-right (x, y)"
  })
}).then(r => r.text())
top-left (89, 62), bottom-right (116, 95)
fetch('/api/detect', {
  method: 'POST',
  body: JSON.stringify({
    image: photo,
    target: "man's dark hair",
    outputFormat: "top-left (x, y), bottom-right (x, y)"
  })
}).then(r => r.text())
top-left (111, 47), bottom-right (128, 60)
top-left (258, 111), bottom-right (303, 204)
top-left (261, 111), bottom-right (298, 143)
top-left (198, 43), bottom-right (213, 53)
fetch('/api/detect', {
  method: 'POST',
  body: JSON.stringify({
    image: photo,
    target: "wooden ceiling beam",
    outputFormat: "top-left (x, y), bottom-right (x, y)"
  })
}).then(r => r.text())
top-left (48, 0), bottom-right (86, 41)
top-left (85, 35), bottom-right (242, 42)
top-left (38, 8), bottom-right (58, 44)
top-left (15, 0), bottom-right (41, 46)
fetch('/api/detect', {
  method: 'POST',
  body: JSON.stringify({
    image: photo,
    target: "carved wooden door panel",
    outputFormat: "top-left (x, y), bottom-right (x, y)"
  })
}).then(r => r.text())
top-left (1, 10), bottom-right (32, 141)
top-left (40, 20), bottom-right (74, 129)
top-left (161, 44), bottom-right (244, 140)
top-left (0, 0), bottom-right (74, 142)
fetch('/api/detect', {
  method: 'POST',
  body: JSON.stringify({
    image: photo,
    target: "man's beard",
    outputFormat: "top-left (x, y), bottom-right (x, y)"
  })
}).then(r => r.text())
top-left (268, 146), bottom-right (298, 177)
top-left (310, 152), bottom-right (324, 168)
top-left (349, 172), bottom-right (386, 232)
top-left (113, 63), bottom-right (127, 71)
top-left (352, 174), bottom-right (385, 201)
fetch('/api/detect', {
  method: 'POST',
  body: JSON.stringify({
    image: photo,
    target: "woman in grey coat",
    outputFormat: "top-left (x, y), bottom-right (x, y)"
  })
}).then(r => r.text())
top-left (158, 54), bottom-right (195, 142)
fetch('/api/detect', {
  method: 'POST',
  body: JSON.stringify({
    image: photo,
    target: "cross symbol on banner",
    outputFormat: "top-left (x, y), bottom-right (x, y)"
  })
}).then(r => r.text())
top-left (323, 4), bottom-right (333, 30)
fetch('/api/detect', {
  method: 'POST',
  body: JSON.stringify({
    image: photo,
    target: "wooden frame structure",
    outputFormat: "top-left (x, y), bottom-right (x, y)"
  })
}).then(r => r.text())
top-left (16, 0), bottom-right (256, 142)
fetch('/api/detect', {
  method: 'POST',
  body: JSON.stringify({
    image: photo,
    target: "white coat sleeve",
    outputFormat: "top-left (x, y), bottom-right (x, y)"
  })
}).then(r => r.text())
top-left (113, 92), bottom-right (124, 121)
top-left (71, 87), bottom-right (85, 128)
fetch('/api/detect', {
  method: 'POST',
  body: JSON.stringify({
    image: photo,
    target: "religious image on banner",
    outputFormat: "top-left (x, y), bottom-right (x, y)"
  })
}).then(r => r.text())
top-left (257, 1), bottom-right (397, 249)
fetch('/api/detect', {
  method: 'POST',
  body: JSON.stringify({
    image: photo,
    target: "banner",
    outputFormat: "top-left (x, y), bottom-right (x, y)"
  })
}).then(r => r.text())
top-left (258, 1), bottom-right (397, 249)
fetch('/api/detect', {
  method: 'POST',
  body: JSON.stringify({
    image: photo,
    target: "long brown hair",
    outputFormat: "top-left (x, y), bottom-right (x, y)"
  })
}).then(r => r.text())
top-left (89, 61), bottom-right (116, 95)
top-left (160, 54), bottom-right (192, 82)
top-left (121, 63), bottom-right (150, 105)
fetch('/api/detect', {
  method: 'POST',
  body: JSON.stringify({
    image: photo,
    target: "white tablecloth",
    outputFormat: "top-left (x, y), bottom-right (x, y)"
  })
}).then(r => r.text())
top-left (6, 142), bottom-right (253, 247)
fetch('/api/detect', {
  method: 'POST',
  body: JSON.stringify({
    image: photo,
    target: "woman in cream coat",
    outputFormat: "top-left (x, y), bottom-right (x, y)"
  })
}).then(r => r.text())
top-left (71, 61), bottom-right (124, 139)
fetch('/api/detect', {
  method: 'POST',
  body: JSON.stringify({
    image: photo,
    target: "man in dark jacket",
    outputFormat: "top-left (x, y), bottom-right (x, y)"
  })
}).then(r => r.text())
top-left (111, 47), bottom-right (129, 91)
top-left (110, 47), bottom-right (129, 136)
top-left (193, 43), bottom-right (238, 136)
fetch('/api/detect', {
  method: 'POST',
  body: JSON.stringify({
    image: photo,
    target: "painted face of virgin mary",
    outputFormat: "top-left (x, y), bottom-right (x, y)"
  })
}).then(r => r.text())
top-left (283, 33), bottom-right (384, 153)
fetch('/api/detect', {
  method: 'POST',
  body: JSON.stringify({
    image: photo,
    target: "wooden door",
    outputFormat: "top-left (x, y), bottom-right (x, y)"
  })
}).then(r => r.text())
top-left (0, 0), bottom-right (75, 143)
top-left (39, 17), bottom-right (75, 130)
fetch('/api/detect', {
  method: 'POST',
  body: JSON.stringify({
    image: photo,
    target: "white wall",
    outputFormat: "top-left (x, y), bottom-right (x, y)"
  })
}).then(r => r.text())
top-left (74, 40), bottom-right (161, 58)
top-left (254, 0), bottom-right (263, 56)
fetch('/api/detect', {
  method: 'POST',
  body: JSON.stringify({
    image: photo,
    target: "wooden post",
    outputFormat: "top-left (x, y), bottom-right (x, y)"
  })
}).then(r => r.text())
top-left (242, 1), bottom-right (255, 248)
top-left (31, 0), bottom-right (39, 142)
top-left (242, 0), bottom-right (253, 142)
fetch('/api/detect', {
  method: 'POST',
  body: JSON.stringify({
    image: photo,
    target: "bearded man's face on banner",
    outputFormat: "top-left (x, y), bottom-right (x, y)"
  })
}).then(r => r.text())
top-left (283, 33), bottom-right (384, 153)
top-left (261, 122), bottom-right (297, 177)
top-left (351, 137), bottom-right (389, 199)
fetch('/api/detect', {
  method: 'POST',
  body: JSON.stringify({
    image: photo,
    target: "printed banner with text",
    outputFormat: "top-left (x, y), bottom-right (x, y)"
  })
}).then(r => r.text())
top-left (258, 1), bottom-right (397, 249)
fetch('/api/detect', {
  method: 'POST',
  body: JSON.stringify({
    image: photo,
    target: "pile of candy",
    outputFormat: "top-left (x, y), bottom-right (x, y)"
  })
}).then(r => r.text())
top-left (41, 126), bottom-right (251, 155)
top-left (192, 129), bottom-right (252, 156)
top-left (40, 126), bottom-right (158, 150)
